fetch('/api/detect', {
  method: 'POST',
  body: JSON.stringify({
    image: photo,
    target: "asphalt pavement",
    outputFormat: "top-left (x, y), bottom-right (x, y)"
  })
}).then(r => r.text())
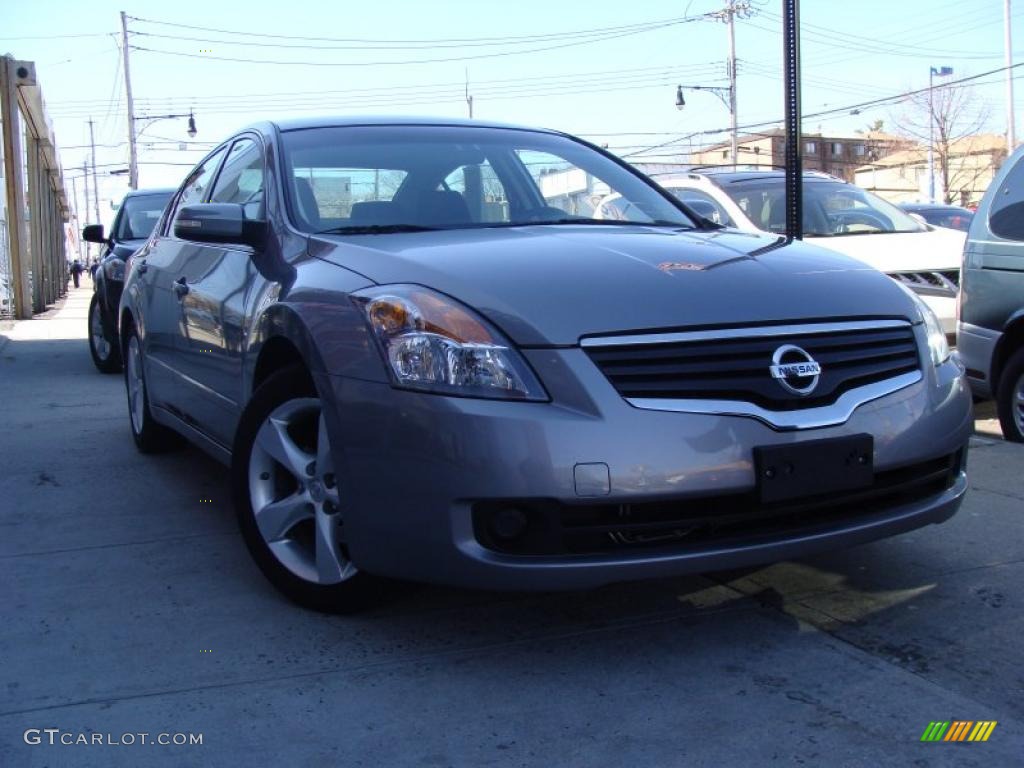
top-left (1, 285), bottom-right (1022, 767)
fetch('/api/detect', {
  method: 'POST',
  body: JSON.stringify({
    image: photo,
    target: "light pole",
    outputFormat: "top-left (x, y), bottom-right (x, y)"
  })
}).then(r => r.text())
top-left (928, 66), bottom-right (952, 203)
top-left (128, 111), bottom-right (197, 189)
top-left (675, 84), bottom-right (736, 168)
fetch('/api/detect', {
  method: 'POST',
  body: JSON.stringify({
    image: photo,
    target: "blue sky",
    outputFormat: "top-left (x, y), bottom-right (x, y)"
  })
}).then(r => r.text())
top-left (4, 0), bottom-right (1021, 226)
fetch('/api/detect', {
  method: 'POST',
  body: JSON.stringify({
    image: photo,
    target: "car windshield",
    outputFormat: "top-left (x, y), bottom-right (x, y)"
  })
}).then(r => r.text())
top-left (280, 125), bottom-right (696, 234)
top-left (115, 193), bottom-right (173, 241)
top-left (721, 178), bottom-right (927, 237)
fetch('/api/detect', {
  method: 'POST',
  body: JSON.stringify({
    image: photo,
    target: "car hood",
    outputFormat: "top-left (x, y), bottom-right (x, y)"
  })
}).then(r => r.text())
top-left (309, 225), bottom-right (920, 347)
top-left (805, 226), bottom-right (964, 272)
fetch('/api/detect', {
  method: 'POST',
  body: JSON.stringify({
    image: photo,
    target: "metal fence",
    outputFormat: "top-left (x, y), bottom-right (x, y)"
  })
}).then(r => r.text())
top-left (1, 55), bottom-right (70, 319)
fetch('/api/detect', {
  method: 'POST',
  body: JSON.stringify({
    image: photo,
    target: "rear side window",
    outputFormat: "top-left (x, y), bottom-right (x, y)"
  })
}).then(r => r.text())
top-left (989, 155), bottom-right (1024, 241)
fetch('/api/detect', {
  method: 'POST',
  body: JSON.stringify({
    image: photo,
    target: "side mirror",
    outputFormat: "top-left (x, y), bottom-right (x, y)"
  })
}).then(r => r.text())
top-left (82, 224), bottom-right (106, 244)
top-left (174, 203), bottom-right (267, 249)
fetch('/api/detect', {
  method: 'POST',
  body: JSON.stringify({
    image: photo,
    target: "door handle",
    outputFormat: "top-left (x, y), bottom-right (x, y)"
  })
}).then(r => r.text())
top-left (173, 277), bottom-right (189, 298)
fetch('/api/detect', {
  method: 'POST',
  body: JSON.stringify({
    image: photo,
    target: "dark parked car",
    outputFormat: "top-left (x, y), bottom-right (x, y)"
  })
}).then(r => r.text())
top-left (83, 188), bottom-right (174, 372)
top-left (119, 117), bottom-right (970, 612)
top-left (958, 144), bottom-right (1024, 440)
top-left (899, 202), bottom-right (974, 232)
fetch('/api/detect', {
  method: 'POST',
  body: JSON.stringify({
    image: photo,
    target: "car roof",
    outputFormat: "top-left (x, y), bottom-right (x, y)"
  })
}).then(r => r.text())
top-left (248, 115), bottom-right (561, 135)
top-left (693, 168), bottom-right (844, 184)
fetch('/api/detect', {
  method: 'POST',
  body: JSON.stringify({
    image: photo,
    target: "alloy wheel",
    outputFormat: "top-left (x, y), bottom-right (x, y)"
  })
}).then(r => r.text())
top-left (126, 336), bottom-right (145, 434)
top-left (247, 398), bottom-right (356, 585)
top-left (1015, 372), bottom-right (1024, 438)
top-left (90, 299), bottom-right (111, 361)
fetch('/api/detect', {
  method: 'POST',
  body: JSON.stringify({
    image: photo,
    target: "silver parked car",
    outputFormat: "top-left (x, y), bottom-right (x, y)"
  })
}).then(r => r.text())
top-left (119, 117), bottom-right (971, 611)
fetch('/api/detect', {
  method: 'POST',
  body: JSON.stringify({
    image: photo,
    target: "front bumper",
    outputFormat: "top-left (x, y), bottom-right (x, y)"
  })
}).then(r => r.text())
top-left (320, 347), bottom-right (973, 591)
top-left (957, 321), bottom-right (1001, 398)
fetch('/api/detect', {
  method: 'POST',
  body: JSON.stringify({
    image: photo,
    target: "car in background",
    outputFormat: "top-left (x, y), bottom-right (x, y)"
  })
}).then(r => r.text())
top-left (83, 188), bottom-right (174, 372)
top-left (899, 202), bottom-right (974, 232)
top-left (958, 144), bottom-right (1024, 441)
top-left (118, 116), bottom-right (969, 612)
top-left (597, 169), bottom-right (964, 341)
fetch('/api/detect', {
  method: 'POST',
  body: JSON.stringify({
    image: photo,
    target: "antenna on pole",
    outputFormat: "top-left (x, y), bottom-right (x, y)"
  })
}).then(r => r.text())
top-left (465, 67), bottom-right (473, 119)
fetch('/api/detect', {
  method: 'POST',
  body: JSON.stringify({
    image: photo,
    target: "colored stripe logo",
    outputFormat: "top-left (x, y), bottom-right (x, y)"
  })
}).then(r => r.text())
top-left (921, 721), bottom-right (997, 742)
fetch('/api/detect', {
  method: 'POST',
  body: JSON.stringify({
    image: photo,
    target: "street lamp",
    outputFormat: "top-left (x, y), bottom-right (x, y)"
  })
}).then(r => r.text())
top-left (675, 84), bottom-right (737, 169)
top-left (928, 66), bottom-right (952, 204)
top-left (128, 110), bottom-right (197, 189)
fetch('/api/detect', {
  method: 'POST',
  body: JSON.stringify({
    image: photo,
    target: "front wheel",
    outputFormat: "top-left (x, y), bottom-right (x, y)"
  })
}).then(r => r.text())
top-left (88, 293), bottom-right (121, 373)
top-left (996, 347), bottom-right (1024, 443)
top-left (232, 365), bottom-right (378, 612)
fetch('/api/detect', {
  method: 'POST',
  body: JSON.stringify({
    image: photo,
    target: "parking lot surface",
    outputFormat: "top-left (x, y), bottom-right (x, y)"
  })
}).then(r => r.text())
top-left (2, 286), bottom-right (1022, 767)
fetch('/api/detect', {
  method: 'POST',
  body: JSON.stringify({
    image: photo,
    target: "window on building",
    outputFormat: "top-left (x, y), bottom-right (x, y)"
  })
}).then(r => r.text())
top-left (831, 142), bottom-right (844, 156)
top-left (805, 141), bottom-right (817, 154)
top-left (854, 144), bottom-right (867, 157)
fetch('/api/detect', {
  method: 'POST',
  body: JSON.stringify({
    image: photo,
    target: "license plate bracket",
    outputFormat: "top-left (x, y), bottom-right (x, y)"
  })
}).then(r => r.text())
top-left (754, 434), bottom-right (874, 504)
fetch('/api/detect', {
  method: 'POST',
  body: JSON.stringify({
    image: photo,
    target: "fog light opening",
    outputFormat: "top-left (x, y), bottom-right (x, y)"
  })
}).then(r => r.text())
top-left (489, 507), bottom-right (529, 541)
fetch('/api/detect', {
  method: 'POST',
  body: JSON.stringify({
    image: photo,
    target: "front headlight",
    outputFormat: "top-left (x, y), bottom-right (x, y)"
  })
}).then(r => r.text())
top-left (352, 285), bottom-right (547, 400)
top-left (103, 258), bottom-right (126, 281)
top-left (895, 283), bottom-right (950, 366)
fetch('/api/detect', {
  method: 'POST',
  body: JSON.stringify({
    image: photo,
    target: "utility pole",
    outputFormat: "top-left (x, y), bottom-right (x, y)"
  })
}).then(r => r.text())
top-left (121, 11), bottom-right (139, 189)
top-left (68, 175), bottom-right (82, 261)
top-left (88, 118), bottom-right (100, 223)
top-left (726, 0), bottom-right (739, 170)
top-left (1006, 0), bottom-right (1016, 153)
top-left (82, 161), bottom-right (91, 261)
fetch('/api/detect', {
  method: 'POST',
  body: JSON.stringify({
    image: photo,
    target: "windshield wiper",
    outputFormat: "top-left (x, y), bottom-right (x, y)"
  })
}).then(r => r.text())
top-left (315, 224), bottom-right (439, 235)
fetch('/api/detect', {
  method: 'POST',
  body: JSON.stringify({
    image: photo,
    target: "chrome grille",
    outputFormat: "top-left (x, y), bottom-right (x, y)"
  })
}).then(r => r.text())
top-left (583, 320), bottom-right (921, 412)
top-left (890, 270), bottom-right (959, 295)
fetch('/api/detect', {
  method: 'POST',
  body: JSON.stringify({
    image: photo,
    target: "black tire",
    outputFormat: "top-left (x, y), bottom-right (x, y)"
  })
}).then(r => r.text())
top-left (232, 365), bottom-right (379, 613)
top-left (88, 293), bottom-right (122, 373)
top-left (122, 323), bottom-right (181, 453)
top-left (996, 347), bottom-right (1024, 443)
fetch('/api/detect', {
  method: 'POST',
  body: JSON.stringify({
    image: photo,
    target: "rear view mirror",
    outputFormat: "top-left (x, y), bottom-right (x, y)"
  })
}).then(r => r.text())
top-left (174, 203), bottom-right (267, 249)
top-left (82, 224), bottom-right (106, 244)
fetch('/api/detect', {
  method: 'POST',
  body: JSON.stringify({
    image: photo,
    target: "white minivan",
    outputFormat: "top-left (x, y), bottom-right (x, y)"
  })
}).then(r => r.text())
top-left (598, 169), bottom-right (963, 339)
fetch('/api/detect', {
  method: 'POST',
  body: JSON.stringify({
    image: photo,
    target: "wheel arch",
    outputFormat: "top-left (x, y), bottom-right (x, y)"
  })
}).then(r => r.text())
top-left (246, 303), bottom-right (327, 399)
top-left (992, 310), bottom-right (1024, 395)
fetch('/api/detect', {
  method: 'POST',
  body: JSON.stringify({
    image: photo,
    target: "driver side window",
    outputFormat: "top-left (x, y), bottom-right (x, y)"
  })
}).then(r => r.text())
top-left (210, 138), bottom-right (265, 220)
top-left (165, 146), bottom-right (227, 235)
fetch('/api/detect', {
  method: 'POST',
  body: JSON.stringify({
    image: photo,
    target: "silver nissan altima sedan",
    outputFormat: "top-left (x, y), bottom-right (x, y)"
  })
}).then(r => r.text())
top-left (119, 117), bottom-right (972, 612)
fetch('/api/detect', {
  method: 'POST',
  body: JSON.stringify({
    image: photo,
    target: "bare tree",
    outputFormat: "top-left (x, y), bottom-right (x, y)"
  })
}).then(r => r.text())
top-left (892, 83), bottom-right (996, 204)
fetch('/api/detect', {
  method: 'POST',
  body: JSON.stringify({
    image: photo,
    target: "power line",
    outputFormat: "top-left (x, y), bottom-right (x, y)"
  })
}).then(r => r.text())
top-left (47, 62), bottom-right (724, 108)
top-left (126, 20), bottom-right (704, 68)
top-left (625, 62), bottom-right (1024, 157)
top-left (125, 13), bottom-right (695, 45)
